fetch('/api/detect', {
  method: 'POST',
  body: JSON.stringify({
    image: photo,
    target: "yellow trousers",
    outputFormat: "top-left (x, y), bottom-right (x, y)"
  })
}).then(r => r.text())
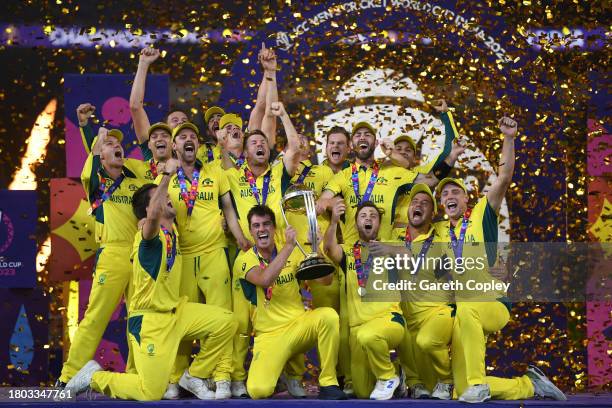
top-left (171, 248), bottom-right (233, 382)
top-left (91, 301), bottom-right (237, 401)
top-left (230, 271), bottom-right (304, 382)
top-left (399, 303), bottom-right (453, 389)
top-left (452, 301), bottom-right (534, 399)
top-left (350, 313), bottom-right (405, 399)
top-left (247, 308), bottom-right (340, 399)
top-left (60, 245), bottom-right (134, 383)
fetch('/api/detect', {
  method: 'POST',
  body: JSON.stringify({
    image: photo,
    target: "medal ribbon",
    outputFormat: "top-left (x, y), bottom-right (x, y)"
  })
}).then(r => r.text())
top-left (404, 228), bottom-right (435, 275)
top-left (449, 208), bottom-right (472, 259)
top-left (352, 241), bottom-right (372, 289)
top-left (160, 225), bottom-right (176, 272)
top-left (295, 165), bottom-right (311, 185)
top-left (89, 172), bottom-right (125, 215)
top-left (244, 167), bottom-right (271, 206)
top-left (206, 145), bottom-right (214, 163)
top-left (230, 152), bottom-right (246, 168)
top-left (177, 166), bottom-right (200, 217)
top-left (351, 161), bottom-right (379, 205)
top-left (149, 159), bottom-right (158, 178)
top-left (253, 246), bottom-right (277, 302)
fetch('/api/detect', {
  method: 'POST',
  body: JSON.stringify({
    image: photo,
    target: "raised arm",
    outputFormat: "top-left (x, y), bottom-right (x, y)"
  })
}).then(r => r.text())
top-left (130, 47), bottom-right (160, 144)
top-left (486, 117), bottom-right (517, 213)
top-left (142, 158), bottom-right (178, 240)
top-left (324, 199), bottom-right (346, 264)
top-left (77, 103), bottom-right (97, 153)
top-left (260, 46), bottom-right (278, 146)
top-left (245, 227), bottom-right (298, 287)
top-left (220, 192), bottom-right (253, 251)
top-left (270, 102), bottom-right (300, 176)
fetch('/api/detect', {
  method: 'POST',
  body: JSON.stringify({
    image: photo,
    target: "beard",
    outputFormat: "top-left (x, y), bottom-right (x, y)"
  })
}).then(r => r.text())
top-left (355, 145), bottom-right (376, 161)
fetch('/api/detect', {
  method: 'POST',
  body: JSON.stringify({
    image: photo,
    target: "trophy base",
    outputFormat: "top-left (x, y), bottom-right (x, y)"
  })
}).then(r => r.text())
top-left (295, 256), bottom-right (335, 280)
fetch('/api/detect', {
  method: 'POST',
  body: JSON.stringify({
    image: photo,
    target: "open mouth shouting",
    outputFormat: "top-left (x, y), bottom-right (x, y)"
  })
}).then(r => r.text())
top-left (113, 149), bottom-right (123, 159)
top-left (445, 200), bottom-right (458, 213)
top-left (231, 130), bottom-right (241, 140)
top-left (155, 141), bottom-right (167, 155)
top-left (364, 222), bottom-right (373, 232)
top-left (183, 141), bottom-right (195, 154)
top-left (255, 147), bottom-right (265, 157)
top-left (330, 149), bottom-right (341, 160)
top-left (358, 141), bottom-right (370, 152)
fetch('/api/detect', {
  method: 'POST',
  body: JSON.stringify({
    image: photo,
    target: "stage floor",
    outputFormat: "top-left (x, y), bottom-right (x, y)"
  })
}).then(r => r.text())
top-left (2, 393), bottom-right (610, 407)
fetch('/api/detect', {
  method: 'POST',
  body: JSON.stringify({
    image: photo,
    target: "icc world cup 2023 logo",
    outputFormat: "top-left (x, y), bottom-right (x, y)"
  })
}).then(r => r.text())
top-left (0, 209), bottom-right (15, 255)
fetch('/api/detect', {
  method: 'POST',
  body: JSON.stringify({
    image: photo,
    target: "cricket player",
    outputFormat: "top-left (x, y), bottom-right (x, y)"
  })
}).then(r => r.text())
top-left (324, 200), bottom-right (404, 400)
top-left (64, 158), bottom-right (237, 400)
top-left (235, 205), bottom-right (346, 400)
top-left (437, 117), bottom-right (565, 403)
top-left (58, 126), bottom-right (149, 384)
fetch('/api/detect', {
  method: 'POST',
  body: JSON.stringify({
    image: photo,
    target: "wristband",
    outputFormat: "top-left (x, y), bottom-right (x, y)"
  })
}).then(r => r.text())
top-left (433, 161), bottom-right (452, 179)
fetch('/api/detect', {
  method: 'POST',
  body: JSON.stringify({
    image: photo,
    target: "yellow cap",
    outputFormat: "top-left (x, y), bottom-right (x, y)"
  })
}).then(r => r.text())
top-left (204, 106), bottom-right (225, 124)
top-left (394, 135), bottom-right (417, 152)
top-left (107, 129), bottom-right (124, 142)
top-left (436, 177), bottom-right (468, 196)
top-left (408, 183), bottom-right (437, 215)
top-left (148, 122), bottom-right (172, 138)
top-left (351, 121), bottom-right (376, 137)
top-left (219, 113), bottom-right (243, 130)
top-left (172, 122), bottom-right (200, 140)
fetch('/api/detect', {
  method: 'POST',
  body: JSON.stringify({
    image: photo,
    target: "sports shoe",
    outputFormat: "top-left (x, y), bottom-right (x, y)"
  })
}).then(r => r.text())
top-left (178, 370), bottom-right (215, 400)
top-left (343, 382), bottom-right (354, 398)
top-left (318, 385), bottom-right (348, 400)
top-left (231, 380), bottom-right (248, 398)
top-left (215, 380), bottom-right (231, 400)
top-left (410, 383), bottom-right (431, 399)
top-left (394, 367), bottom-right (408, 398)
top-left (526, 365), bottom-right (567, 401)
top-left (163, 383), bottom-right (180, 400)
top-left (280, 373), bottom-right (307, 398)
top-left (370, 376), bottom-right (400, 400)
top-left (64, 360), bottom-right (102, 396)
top-left (458, 384), bottom-right (491, 403)
top-left (54, 379), bottom-right (66, 389)
top-left (431, 382), bottom-right (453, 400)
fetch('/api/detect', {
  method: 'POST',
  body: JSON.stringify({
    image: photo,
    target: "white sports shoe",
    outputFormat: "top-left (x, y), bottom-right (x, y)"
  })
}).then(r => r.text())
top-left (526, 365), bottom-right (567, 401)
top-left (431, 382), bottom-right (453, 400)
top-left (231, 380), bottom-right (248, 398)
top-left (369, 376), bottom-right (400, 400)
top-left (178, 370), bottom-right (215, 400)
top-left (458, 384), bottom-right (491, 403)
top-left (215, 380), bottom-right (231, 400)
top-left (163, 383), bottom-right (180, 400)
top-left (280, 373), bottom-right (307, 398)
top-left (410, 383), bottom-right (431, 399)
top-left (64, 360), bottom-right (102, 396)
top-left (343, 382), bottom-right (354, 398)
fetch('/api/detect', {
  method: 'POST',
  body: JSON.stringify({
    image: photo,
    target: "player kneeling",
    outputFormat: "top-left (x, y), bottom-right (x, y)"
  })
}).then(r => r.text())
top-left (235, 205), bottom-right (346, 400)
top-left (64, 159), bottom-right (237, 401)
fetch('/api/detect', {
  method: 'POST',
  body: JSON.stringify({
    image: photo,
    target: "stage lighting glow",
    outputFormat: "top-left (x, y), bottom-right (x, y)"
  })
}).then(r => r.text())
top-left (9, 98), bottom-right (56, 190)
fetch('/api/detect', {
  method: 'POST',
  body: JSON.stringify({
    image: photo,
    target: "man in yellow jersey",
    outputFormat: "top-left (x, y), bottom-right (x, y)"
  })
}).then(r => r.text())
top-left (65, 159), bottom-right (237, 401)
top-left (436, 117), bottom-right (565, 403)
top-left (318, 99), bottom-right (458, 245)
top-left (234, 205), bottom-right (346, 400)
top-left (225, 102), bottom-right (306, 397)
top-left (324, 200), bottom-right (404, 400)
top-left (58, 127), bottom-right (149, 385)
top-left (382, 184), bottom-right (455, 400)
top-left (166, 121), bottom-right (251, 396)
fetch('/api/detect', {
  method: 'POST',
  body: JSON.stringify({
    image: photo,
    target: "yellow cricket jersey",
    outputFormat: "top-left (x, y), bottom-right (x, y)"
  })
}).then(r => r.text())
top-left (130, 226), bottom-right (183, 313)
top-left (159, 160), bottom-right (230, 255)
top-left (391, 225), bottom-right (453, 312)
top-left (234, 247), bottom-right (306, 334)
top-left (435, 196), bottom-right (504, 301)
top-left (226, 160), bottom-right (292, 244)
top-left (197, 143), bottom-right (223, 164)
top-left (324, 161), bottom-right (419, 244)
top-left (338, 242), bottom-right (402, 328)
top-left (81, 153), bottom-right (149, 245)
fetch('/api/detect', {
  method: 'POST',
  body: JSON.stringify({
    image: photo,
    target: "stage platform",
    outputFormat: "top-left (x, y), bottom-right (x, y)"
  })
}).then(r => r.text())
top-left (2, 394), bottom-right (610, 407)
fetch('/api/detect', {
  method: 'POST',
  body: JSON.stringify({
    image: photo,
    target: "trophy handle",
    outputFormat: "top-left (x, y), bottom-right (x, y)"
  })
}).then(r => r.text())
top-left (280, 198), bottom-right (309, 257)
top-left (303, 191), bottom-right (319, 255)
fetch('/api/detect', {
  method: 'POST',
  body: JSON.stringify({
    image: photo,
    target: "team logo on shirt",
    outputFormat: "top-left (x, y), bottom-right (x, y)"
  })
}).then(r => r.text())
top-left (375, 177), bottom-right (389, 186)
top-left (129, 184), bottom-right (139, 191)
top-left (201, 178), bottom-right (214, 188)
top-left (144, 170), bottom-right (154, 180)
top-left (98, 273), bottom-right (107, 285)
top-left (147, 344), bottom-right (155, 356)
